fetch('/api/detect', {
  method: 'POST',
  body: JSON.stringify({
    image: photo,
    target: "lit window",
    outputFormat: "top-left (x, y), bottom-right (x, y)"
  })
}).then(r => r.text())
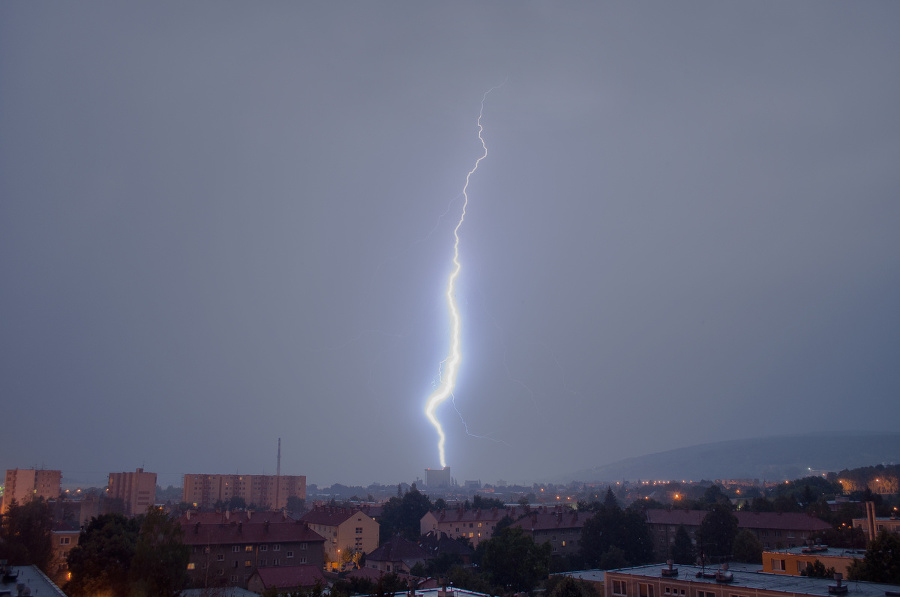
top-left (245, 560), bottom-right (252, 567)
top-left (187, 563), bottom-right (196, 570)
top-left (245, 545), bottom-right (253, 552)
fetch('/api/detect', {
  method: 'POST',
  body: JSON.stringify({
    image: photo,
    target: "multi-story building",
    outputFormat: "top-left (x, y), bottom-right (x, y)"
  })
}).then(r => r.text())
top-left (852, 515), bottom-right (900, 541)
top-left (420, 506), bottom-right (513, 548)
top-left (511, 507), bottom-right (594, 556)
top-left (299, 506), bottom-right (379, 569)
top-left (605, 563), bottom-right (900, 597)
top-left (178, 510), bottom-right (325, 590)
top-left (2, 469), bottom-right (61, 513)
top-left (762, 544), bottom-right (863, 577)
top-left (644, 509), bottom-right (832, 558)
top-left (182, 473), bottom-right (306, 511)
top-left (108, 468), bottom-right (157, 517)
top-left (50, 521), bottom-right (81, 586)
top-left (425, 467), bottom-right (452, 488)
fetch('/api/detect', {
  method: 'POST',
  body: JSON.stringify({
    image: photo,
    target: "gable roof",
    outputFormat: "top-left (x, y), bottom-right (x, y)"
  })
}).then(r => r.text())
top-left (512, 510), bottom-right (594, 532)
top-left (300, 506), bottom-right (372, 526)
top-left (644, 509), bottom-right (831, 532)
top-left (366, 535), bottom-right (428, 563)
top-left (250, 565), bottom-right (325, 589)
top-left (177, 510), bottom-right (325, 546)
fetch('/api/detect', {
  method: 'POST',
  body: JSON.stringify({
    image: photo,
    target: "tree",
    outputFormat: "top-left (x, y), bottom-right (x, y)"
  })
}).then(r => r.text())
top-left (731, 529), bottom-right (763, 564)
top-left (129, 507), bottom-right (190, 597)
top-left (472, 494), bottom-right (505, 510)
top-left (378, 486), bottom-right (431, 542)
top-left (580, 504), bottom-right (653, 568)
top-left (847, 530), bottom-right (900, 584)
top-left (697, 504), bottom-right (738, 561)
top-left (670, 525), bottom-right (694, 565)
top-left (65, 514), bottom-right (141, 597)
top-left (286, 495), bottom-right (307, 514)
top-left (0, 498), bottom-right (54, 572)
top-left (801, 559), bottom-right (836, 578)
top-left (478, 526), bottom-right (551, 591)
top-left (546, 575), bottom-right (598, 597)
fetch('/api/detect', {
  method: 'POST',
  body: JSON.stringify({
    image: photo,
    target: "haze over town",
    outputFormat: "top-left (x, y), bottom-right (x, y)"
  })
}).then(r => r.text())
top-left (2, 2), bottom-right (899, 487)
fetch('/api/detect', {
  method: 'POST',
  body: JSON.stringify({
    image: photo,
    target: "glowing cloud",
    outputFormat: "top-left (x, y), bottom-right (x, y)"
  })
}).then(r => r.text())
top-left (424, 85), bottom-right (501, 468)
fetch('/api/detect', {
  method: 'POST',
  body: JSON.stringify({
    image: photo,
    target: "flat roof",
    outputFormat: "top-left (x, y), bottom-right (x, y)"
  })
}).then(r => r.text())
top-left (607, 564), bottom-right (900, 597)
top-left (763, 546), bottom-right (867, 559)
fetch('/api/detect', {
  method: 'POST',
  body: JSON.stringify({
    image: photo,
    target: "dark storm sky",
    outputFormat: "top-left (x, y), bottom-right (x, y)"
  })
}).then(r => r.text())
top-left (2, 2), bottom-right (899, 487)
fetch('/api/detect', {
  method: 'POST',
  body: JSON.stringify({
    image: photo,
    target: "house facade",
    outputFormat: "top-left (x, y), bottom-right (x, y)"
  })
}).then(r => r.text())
top-left (299, 506), bottom-right (380, 569)
top-left (420, 507), bottom-right (513, 548)
top-left (511, 507), bottom-right (594, 556)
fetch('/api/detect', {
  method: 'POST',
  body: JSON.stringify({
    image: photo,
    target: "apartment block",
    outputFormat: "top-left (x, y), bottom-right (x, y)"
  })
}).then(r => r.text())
top-left (108, 468), bottom-right (157, 517)
top-left (2, 469), bottom-right (62, 513)
top-left (183, 473), bottom-right (306, 510)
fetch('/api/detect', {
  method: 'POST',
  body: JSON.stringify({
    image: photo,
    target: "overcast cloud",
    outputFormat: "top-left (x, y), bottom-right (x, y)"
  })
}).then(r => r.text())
top-left (2, 2), bottom-right (899, 487)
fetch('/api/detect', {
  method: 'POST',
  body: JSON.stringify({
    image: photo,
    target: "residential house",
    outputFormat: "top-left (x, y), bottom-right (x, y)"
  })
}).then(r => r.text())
top-left (246, 564), bottom-right (325, 594)
top-left (365, 535), bottom-right (428, 574)
top-left (299, 505), bottom-right (379, 569)
top-left (183, 474), bottom-right (306, 511)
top-left (178, 510), bottom-right (325, 589)
top-left (644, 509), bottom-right (832, 559)
top-left (420, 507), bottom-right (513, 548)
top-left (511, 507), bottom-right (594, 556)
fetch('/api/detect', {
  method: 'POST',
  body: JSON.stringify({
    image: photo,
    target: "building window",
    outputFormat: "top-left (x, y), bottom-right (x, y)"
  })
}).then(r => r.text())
top-left (356, 527), bottom-right (363, 534)
top-left (231, 575), bottom-right (238, 582)
top-left (60, 537), bottom-right (71, 545)
top-left (772, 559), bottom-right (785, 571)
top-left (245, 545), bottom-right (253, 552)
top-left (273, 544), bottom-right (281, 551)
top-left (232, 546), bottom-right (240, 552)
top-left (301, 543), bottom-right (307, 550)
top-left (273, 559), bottom-right (280, 566)
top-left (244, 560), bottom-right (252, 567)
top-left (260, 545), bottom-right (268, 551)
top-left (260, 559), bottom-right (267, 566)
top-left (299, 556), bottom-right (307, 564)
top-left (612, 580), bottom-right (627, 596)
top-left (217, 554), bottom-right (224, 562)
top-left (664, 587), bottom-right (671, 595)
top-left (287, 551), bottom-right (294, 558)
top-left (639, 583), bottom-right (655, 597)
top-left (697, 592), bottom-right (715, 597)
top-left (187, 563), bottom-right (196, 570)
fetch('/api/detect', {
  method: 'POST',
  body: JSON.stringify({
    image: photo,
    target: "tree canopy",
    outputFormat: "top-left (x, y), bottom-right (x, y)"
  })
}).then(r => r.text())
top-left (478, 526), bottom-right (551, 591)
top-left (579, 503), bottom-right (653, 568)
top-left (847, 530), bottom-right (900, 584)
top-left (697, 504), bottom-right (738, 561)
top-left (0, 498), bottom-right (54, 572)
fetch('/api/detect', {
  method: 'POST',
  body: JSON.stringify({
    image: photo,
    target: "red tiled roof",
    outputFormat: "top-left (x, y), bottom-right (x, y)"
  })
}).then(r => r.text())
top-left (427, 507), bottom-right (513, 524)
top-left (513, 510), bottom-right (594, 532)
top-left (366, 535), bottom-right (428, 563)
top-left (644, 509), bottom-right (831, 532)
top-left (177, 510), bottom-right (325, 546)
top-left (300, 506), bottom-right (369, 526)
top-left (251, 565), bottom-right (325, 589)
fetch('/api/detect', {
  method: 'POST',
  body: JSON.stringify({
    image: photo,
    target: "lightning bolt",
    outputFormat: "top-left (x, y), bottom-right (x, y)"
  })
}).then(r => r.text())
top-left (424, 84), bottom-right (502, 468)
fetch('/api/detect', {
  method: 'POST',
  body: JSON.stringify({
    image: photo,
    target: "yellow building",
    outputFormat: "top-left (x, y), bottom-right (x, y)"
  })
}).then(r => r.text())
top-left (762, 545), bottom-right (864, 576)
top-left (299, 506), bottom-right (380, 569)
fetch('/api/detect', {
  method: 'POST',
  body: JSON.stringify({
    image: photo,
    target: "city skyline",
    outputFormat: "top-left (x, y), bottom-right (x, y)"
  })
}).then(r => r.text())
top-left (2, 2), bottom-right (899, 487)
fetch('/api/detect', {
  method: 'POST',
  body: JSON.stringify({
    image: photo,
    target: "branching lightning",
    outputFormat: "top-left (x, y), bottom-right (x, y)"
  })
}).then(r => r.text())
top-left (424, 85), bottom-right (502, 468)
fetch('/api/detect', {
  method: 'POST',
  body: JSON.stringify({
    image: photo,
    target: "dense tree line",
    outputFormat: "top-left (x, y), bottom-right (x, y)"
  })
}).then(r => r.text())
top-left (64, 508), bottom-right (189, 597)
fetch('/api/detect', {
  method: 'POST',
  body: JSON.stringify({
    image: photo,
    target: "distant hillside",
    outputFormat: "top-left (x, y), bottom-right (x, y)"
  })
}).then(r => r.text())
top-left (565, 432), bottom-right (900, 483)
